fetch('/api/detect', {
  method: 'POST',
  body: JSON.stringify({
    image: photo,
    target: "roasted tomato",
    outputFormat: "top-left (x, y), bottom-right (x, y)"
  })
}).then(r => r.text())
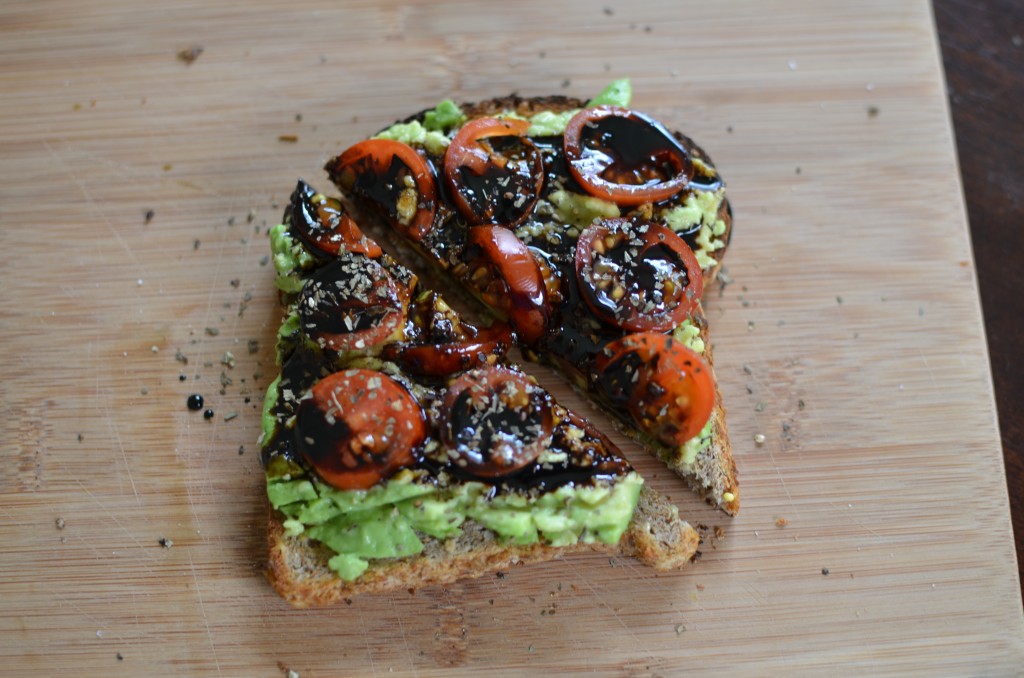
top-left (593, 332), bottom-right (714, 446)
top-left (297, 254), bottom-right (405, 352)
top-left (325, 139), bottom-right (437, 241)
top-left (564, 106), bottom-right (693, 206)
top-left (289, 180), bottom-right (382, 259)
top-left (439, 366), bottom-right (553, 478)
top-left (575, 218), bottom-right (703, 331)
top-left (443, 117), bottom-right (544, 228)
top-left (462, 225), bottom-right (549, 345)
top-left (295, 369), bottom-right (426, 490)
top-left (382, 322), bottom-right (513, 377)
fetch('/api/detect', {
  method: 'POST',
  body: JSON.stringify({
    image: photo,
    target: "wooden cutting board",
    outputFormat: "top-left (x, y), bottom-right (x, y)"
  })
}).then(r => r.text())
top-left (2, 0), bottom-right (1021, 674)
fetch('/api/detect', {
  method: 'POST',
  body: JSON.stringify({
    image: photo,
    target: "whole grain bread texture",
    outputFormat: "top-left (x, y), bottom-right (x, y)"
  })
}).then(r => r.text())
top-left (267, 484), bottom-right (699, 608)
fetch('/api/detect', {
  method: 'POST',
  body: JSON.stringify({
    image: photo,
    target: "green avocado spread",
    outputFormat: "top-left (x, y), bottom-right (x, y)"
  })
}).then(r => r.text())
top-left (266, 454), bottom-right (643, 581)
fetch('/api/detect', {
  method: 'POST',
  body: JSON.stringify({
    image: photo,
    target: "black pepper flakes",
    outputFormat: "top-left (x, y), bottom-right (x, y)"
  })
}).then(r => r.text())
top-left (822, 567), bottom-right (830, 576)
top-left (144, 209), bottom-right (155, 224)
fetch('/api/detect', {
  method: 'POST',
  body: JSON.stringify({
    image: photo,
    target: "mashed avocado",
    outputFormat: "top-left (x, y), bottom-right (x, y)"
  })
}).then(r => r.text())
top-left (548, 189), bottom-right (620, 228)
top-left (587, 78), bottom-right (632, 107)
top-left (422, 99), bottom-right (467, 131)
top-left (269, 223), bottom-right (316, 293)
top-left (374, 121), bottom-right (451, 156)
top-left (659, 188), bottom-right (728, 270)
top-left (669, 318), bottom-right (710, 465)
top-left (266, 454), bottom-right (643, 581)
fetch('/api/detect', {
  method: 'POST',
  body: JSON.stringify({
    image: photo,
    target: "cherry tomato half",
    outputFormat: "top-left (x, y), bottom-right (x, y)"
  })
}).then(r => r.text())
top-left (593, 332), bottom-right (715, 446)
top-left (296, 369), bottom-right (426, 490)
top-left (382, 321), bottom-right (513, 377)
top-left (443, 117), bottom-right (544, 228)
top-left (462, 226), bottom-right (550, 345)
top-left (289, 180), bottom-right (382, 259)
top-left (439, 366), bottom-right (553, 478)
top-left (325, 139), bottom-right (438, 241)
top-left (564, 106), bottom-right (693, 206)
top-left (575, 218), bottom-right (703, 332)
top-left (297, 254), bottom-right (405, 352)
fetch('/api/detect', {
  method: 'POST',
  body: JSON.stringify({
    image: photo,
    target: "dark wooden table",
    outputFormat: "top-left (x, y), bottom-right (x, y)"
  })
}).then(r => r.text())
top-left (934, 0), bottom-right (1023, 600)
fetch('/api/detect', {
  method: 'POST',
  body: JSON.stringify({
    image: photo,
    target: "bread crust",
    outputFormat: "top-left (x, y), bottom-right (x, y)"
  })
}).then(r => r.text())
top-left (266, 485), bottom-right (699, 608)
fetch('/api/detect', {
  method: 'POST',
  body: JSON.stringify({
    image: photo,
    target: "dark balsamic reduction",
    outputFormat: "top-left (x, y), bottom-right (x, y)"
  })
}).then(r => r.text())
top-left (582, 115), bottom-right (689, 183)
top-left (455, 136), bottom-right (541, 226)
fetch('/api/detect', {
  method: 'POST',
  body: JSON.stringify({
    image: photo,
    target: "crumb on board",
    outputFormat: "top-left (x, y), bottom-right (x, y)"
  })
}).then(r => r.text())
top-left (279, 134), bottom-right (299, 143)
top-left (159, 537), bottom-right (173, 548)
top-left (177, 46), bottom-right (203, 65)
top-left (144, 209), bottom-right (155, 224)
top-left (775, 516), bottom-right (788, 528)
top-left (55, 517), bottom-right (65, 530)
top-left (822, 567), bottom-right (830, 576)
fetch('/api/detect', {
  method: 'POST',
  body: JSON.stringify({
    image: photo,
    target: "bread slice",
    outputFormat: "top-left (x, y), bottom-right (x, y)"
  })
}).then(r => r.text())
top-left (267, 484), bottom-right (699, 608)
top-left (327, 87), bottom-right (738, 513)
top-left (262, 179), bottom-right (704, 607)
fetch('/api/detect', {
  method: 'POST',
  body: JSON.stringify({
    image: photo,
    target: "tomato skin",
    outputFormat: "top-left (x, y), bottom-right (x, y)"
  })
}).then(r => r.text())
top-left (575, 218), bottom-right (703, 332)
top-left (593, 332), bottom-right (715, 446)
top-left (326, 139), bottom-right (438, 241)
top-left (463, 225), bottom-right (550, 345)
top-left (443, 117), bottom-right (543, 228)
top-left (439, 366), bottom-right (553, 478)
top-left (563, 106), bottom-right (693, 206)
top-left (289, 180), bottom-right (382, 259)
top-left (382, 322), bottom-right (513, 377)
top-left (297, 255), bottom-right (406, 352)
top-left (296, 369), bottom-right (426, 490)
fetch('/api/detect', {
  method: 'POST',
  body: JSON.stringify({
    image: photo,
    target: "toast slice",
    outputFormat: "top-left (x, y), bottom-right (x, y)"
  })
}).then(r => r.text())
top-left (325, 81), bottom-right (738, 513)
top-left (261, 181), bottom-right (701, 606)
top-left (268, 484), bottom-right (698, 608)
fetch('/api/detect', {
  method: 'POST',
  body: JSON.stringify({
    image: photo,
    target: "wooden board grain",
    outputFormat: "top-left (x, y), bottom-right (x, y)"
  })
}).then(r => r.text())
top-left (1, 0), bottom-right (1022, 675)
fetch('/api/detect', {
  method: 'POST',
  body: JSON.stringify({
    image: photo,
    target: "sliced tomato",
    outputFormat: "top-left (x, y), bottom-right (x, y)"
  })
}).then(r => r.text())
top-left (593, 332), bottom-right (715, 446)
top-left (443, 117), bottom-right (543, 227)
top-left (439, 366), bottom-right (553, 478)
top-left (297, 254), bottom-right (405, 352)
top-left (296, 369), bottom-right (426, 490)
top-left (463, 225), bottom-right (549, 345)
top-left (325, 139), bottom-right (438, 241)
top-left (382, 322), bottom-right (513, 377)
top-left (575, 218), bottom-right (703, 331)
top-left (564, 106), bottom-right (693, 206)
top-left (289, 180), bottom-right (382, 259)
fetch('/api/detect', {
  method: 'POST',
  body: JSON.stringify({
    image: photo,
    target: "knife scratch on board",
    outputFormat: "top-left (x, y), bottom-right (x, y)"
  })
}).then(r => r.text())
top-left (187, 550), bottom-right (224, 677)
top-left (562, 558), bottom-right (662, 670)
top-left (41, 140), bottom-right (142, 269)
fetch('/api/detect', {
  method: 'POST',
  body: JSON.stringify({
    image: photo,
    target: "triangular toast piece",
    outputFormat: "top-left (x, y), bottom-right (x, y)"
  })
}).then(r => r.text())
top-left (261, 181), bottom-right (699, 607)
top-left (324, 81), bottom-right (738, 513)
